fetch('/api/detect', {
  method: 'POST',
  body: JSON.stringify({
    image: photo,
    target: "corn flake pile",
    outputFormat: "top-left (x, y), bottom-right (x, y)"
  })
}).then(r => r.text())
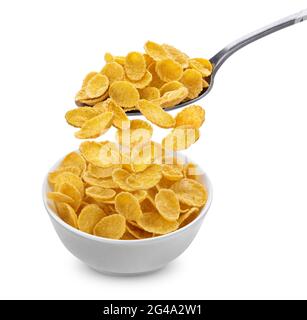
top-left (74, 40), bottom-right (212, 111)
top-left (48, 41), bottom-right (210, 240)
top-left (48, 151), bottom-right (208, 240)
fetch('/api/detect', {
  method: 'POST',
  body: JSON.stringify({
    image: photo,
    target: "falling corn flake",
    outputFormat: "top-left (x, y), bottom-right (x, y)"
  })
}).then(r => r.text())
top-left (65, 107), bottom-right (101, 128)
top-left (74, 111), bottom-right (113, 139)
top-left (162, 125), bottom-right (200, 151)
top-left (175, 105), bottom-right (205, 128)
top-left (138, 99), bottom-right (175, 128)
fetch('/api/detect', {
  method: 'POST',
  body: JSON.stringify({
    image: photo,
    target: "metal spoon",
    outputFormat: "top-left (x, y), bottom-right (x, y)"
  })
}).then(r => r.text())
top-left (128, 9), bottom-right (307, 115)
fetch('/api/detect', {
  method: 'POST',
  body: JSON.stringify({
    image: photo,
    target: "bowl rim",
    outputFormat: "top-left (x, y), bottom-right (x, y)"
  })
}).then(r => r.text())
top-left (43, 152), bottom-right (213, 245)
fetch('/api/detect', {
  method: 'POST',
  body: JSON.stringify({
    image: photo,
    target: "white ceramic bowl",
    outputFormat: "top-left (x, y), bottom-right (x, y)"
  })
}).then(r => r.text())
top-left (43, 154), bottom-right (213, 275)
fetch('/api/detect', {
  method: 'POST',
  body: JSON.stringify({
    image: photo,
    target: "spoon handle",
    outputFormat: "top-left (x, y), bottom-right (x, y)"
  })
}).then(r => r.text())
top-left (211, 9), bottom-right (307, 71)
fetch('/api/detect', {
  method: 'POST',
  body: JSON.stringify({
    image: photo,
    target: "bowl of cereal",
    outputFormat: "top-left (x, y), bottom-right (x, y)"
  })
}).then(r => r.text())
top-left (43, 150), bottom-right (212, 275)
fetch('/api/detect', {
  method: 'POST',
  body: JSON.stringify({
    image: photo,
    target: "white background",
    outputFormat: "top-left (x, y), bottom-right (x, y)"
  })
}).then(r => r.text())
top-left (0, 0), bottom-right (307, 299)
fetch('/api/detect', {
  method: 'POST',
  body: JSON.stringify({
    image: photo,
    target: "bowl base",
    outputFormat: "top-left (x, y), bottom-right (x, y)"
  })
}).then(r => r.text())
top-left (88, 264), bottom-right (167, 277)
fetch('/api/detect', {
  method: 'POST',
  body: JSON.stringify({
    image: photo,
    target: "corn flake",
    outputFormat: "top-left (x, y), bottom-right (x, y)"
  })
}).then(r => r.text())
top-left (162, 44), bottom-right (189, 68)
top-left (79, 141), bottom-right (103, 165)
top-left (82, 72), bottom-right (97, 88)
top-left (58, 182), bottom-right (82, 211)
top-left (178, 207), bottom-right (199, 227)
top-left (162, 164), bottom-right (183, 181)
top-left (132, 190), bottom-right (147, 202)
top-left (48, 166), bottom-right (82, 185)
top-left (126, 221), bottom-right (153, 239)
top-left (87, 163), bottom-right (121, 179)
top-left (78, 204), bottom-right (106, 234)
top-left (65, 107), bottom-right (101, 128)
top-left (93, 98), bottom-right (113, 112)
top-left (56, 203), bottom-right (78, 228)
top-left (115, 192), bottom-right (143, 221)
top-left (175, 105), bottom-right (205, 128)
top-left (83, 172), bottom-right (119, 189)
top-left (109, 81), bottom-right (140, 109)
top-left (189, 58), bottom-right (212, 77)
top-left (86, 186), bottom-right (116, 201)
top-left (101, 62), bottom-right (125, 83)
top-left (202, 79), bottom-right (209, 88)
top-left (74, 112), bottom-right (113, 139)
top-left (104, 52), bottom-right (114, 63)
top-left (147, 62), bottom-right (165, 88)
top-left (126, 165), bottom-right (162, 190)
top-left (138, 99), bottom-right (175, 128)
top-left (108, 99), bottom-right (130, 129)
top-left (180, 69), bottom-right (203, 99)
top-left (86, 74), bottom-right (109, 99)
top-left (121, 230), bottom-right (137, 240)
top-left (117, 119), bottom-right (153, 147)
top-left (155, 189), bottom-right (180, 221)
top-left (159, 81), bottom-right (183, 96)
top-left (80, 141), bottom-right (120, 168)
top-left (47, 191), bottom-right (74, 205)
top-left (76, 91), bottom-right (108, 106)
top-left (125, 52), bottom-right (146, 81)
top-left (144, 41), bottom-right (169, 61)
top-left (93, 214), bottom-right (126, 239)
top-left (112, 168), bottom-right (135, 192)
top-left (154, 86), bottom-right (188, 108)
top-left (137, 211), bottom-right (178, 234)
top-left (170, 178), bottom-right (207, 207)
top-left (143, 53), bottom-right (154, 66)
top-left (162, 125), bottom-right (199, 151)
top-left (139, 87), bottom-right (160, 100)
top-left (54, 172), bottom-right (84, 197)
top-left (128, 70), bottom-right (152, 89)
top-left (184, 162), bottom-right (201, 180)
top-left (59, 152), bottom-right (86, 173)
top-left (155, 59), bottom-right (183, 82)
top-left (114, 56), bottom-right (126, 65)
